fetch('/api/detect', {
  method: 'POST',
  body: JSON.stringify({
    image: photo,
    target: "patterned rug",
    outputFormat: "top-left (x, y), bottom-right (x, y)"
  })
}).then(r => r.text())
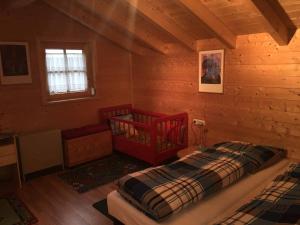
top-left (0, 195), bottom-right (38, 225)
top-left (59, 152), bottom-right (150, 193)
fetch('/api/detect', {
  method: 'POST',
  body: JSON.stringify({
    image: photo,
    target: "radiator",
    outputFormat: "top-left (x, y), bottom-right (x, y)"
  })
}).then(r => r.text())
top-left (17, 129), bottom-right (63, 178)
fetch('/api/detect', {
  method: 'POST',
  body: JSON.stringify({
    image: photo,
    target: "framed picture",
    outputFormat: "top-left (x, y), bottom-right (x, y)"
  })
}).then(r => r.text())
top-left (199, 49), bottom-right (224, 93)
top-left (0, 42), bottom-right (32, 85)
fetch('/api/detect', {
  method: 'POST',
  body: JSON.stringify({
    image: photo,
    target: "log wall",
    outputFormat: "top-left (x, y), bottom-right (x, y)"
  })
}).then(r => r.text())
top-left (132, 32), bottom-right (300, 159)
top-left (0, 2), bottom-right (132, 134)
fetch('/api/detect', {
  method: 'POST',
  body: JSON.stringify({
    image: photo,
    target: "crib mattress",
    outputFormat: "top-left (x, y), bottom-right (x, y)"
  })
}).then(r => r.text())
top-left (107, 159), bottom-right (290, 225)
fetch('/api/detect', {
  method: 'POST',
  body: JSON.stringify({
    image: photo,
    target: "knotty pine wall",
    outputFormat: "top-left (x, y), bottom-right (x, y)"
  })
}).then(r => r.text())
top-left (0, 2), bottom-right (132, 134)
top-left (132, 32), bottom-right (300, 159)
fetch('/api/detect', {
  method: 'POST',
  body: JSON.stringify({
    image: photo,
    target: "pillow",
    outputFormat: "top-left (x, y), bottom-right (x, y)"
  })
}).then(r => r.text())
top-left (110, 114), bottom-right (138, 137)
top-left (123, 124), bottom-right (139, 138)
top-left (110, 114), bottom-right (132, 135)
top-left (214, 141), bottom-right (286, 173)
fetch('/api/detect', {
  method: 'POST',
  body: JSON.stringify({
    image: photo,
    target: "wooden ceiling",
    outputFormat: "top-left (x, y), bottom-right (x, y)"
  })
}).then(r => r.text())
top-left (2, 0), bottom-right (300, 54)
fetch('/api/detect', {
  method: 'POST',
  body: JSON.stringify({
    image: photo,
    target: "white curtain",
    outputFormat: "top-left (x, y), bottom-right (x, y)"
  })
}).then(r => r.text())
top-left (45, 49), bottom-right (88, 94)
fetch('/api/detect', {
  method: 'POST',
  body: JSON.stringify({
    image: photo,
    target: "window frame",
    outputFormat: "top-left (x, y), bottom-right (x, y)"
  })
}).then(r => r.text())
top-left (40, 41), bottom-right (95, 103)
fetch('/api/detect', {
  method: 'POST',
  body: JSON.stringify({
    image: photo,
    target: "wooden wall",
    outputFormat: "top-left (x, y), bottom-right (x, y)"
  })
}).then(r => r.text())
top-left (1, 1), bottom-right (299, 159)
top-left (0, 1), bottom-right (132, 134)
top-left (132, 31), bottom-right (300, 159)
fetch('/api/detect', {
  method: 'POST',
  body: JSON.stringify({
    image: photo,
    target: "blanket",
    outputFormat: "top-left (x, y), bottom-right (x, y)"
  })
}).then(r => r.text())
top-left (216, 163), bottom-right (300, 225)
top-left (117, 143), bottom-right (283, 221)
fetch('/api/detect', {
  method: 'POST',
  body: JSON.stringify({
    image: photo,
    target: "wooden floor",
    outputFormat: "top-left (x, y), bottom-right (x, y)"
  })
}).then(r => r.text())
top-left (17, 173), bottom-right (116, 225)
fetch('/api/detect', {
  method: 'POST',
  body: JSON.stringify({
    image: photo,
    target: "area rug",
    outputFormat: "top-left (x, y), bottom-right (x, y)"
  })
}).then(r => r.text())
top-left (93, 198), bottom-right (124, 225)
top-left (0, 195), bottom-right (38, 225)
top-left (59, 152), bottom-right (150, 193)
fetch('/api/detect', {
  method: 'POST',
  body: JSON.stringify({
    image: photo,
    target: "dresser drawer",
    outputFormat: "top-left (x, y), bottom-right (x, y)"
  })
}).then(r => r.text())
top-left (0, 151), bottom-right (17, 166)
top-left (0, 144), bottom-right (16, 166)
top-left (0, 140), bottom-right (21, 188)
top-left (0, 144), bottom-right (16, 157)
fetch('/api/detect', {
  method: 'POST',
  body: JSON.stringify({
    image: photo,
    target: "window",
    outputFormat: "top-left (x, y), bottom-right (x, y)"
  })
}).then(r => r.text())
top-left (41, 42), bottom-right (95, 103)
top-left (45, 49), bottom-right (88, 94)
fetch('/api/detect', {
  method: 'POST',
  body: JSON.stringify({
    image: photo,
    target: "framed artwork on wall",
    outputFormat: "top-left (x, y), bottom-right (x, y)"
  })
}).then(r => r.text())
top-left (199, 49), bottom-right (224, 93)
top-left (0, 42), bottom-right (32, 85)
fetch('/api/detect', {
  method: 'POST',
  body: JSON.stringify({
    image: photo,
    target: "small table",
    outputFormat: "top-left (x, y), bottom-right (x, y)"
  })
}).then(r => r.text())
top-left (0, 136), bottom-right (22, 189)
top-left (177, 146), bottom-right (199, 158)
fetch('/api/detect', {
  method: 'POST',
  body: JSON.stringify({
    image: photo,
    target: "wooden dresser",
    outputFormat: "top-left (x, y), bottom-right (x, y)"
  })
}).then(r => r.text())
top-left (0, 136), bottom-right (22, 190)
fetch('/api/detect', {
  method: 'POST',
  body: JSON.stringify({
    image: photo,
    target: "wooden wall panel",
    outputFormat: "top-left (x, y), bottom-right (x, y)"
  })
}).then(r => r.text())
top-left (132, 31), bottom-right (300, 159)
top-left (0, 2), bottom-right (132, 134)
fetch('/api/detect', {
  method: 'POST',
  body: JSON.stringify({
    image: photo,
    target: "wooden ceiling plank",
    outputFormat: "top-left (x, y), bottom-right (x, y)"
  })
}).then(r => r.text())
top-left (124, 0), bottom-right (196, 51)
top-left (43, 0), bottom-right (153, 55)
top-left (0, 0), bottom-right (36, 11)
top-left (178, 0), bottom-right (236, 49)
top-left (251, 0), bottom-right (297, 45)
top-left (6, 0), bottom-right (36, 8)
top-left (75, 0), bottom-right (166, 54)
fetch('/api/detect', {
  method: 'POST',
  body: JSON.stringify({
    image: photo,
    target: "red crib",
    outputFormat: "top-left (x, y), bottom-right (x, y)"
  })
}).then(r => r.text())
top-left (99, 104), bottom-right (188, 165)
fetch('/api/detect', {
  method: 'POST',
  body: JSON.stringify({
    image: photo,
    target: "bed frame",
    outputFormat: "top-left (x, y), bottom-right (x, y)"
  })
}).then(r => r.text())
top-left (99, 104), bottom-right (188, 165)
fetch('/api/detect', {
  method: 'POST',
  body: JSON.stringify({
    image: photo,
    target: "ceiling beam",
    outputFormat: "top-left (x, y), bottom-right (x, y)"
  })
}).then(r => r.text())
top-left (251, 0), bottom-right (297, 45)
top-left (43, 0), bottom-right (154, 55)
top-left (75, 0), bottom-right (167, 54)
top-left (177, 0), bottom-right (236, 49)
top-left (124, 0), bottom-right (196, 51)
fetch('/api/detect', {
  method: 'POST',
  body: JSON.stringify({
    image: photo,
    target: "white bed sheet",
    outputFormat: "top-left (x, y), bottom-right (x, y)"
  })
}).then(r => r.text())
top-left (107, 159), bottom-right (290, 225)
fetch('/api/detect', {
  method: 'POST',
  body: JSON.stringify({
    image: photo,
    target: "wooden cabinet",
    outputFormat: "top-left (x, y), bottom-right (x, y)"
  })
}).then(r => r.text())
top-left (64, 130), bottom-right (112, 167)
top-left (0, 137), bottom-right (22, 191)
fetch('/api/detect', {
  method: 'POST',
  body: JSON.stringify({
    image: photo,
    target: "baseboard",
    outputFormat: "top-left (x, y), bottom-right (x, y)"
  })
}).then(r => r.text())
top-left (24, 165), bottom-right (63, 181)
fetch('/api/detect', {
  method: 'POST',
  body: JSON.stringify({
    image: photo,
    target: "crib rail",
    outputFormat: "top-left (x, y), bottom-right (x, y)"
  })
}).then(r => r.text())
top-left (99, 104), bottom-right (166, 125)
top-left (110, 112), bottom-right (188, 153)
top-left (132, 108), bottom-right (166, 124)
top-left (99, 104), bottom-right (132, 124)
top-left (110, 117), bottom-right (152, 145)
top-left (111, 118), bottom-right (151, 133)
top-left (102, 104), bottom-right (189, 165)
top-left (153, 112), bottom-right (188, 153)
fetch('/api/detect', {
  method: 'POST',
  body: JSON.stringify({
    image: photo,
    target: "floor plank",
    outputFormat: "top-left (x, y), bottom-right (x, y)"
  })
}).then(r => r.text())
top-left (16, 173), bottom-right (116, 225)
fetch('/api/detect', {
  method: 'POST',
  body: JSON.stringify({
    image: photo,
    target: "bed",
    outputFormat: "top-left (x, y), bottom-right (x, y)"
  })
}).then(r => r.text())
top-left (107, 141), bottom-right (289, 225)
top-left (98, 104), bottom-right (188, 165)
top-left (108, 159), bottom-right (290, 225)
top-left (215, 162), bottom-right (300, 225)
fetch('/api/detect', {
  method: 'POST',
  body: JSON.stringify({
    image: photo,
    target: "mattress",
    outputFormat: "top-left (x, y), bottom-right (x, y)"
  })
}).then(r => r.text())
top-left (215, 163), bottom-right (300, 225)
top-left (107, 159), bottom-right (290, 225)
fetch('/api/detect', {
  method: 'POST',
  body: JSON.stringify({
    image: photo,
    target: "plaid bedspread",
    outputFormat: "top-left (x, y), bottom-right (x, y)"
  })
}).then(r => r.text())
top-left (216, 163), bottom-right (300, 225)
top-left (117, 145), bottom-right (273, 221)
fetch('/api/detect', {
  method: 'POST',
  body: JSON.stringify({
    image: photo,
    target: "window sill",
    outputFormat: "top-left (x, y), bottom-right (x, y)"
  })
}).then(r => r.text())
top-left (44, 95), bottom-right (99, 105)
